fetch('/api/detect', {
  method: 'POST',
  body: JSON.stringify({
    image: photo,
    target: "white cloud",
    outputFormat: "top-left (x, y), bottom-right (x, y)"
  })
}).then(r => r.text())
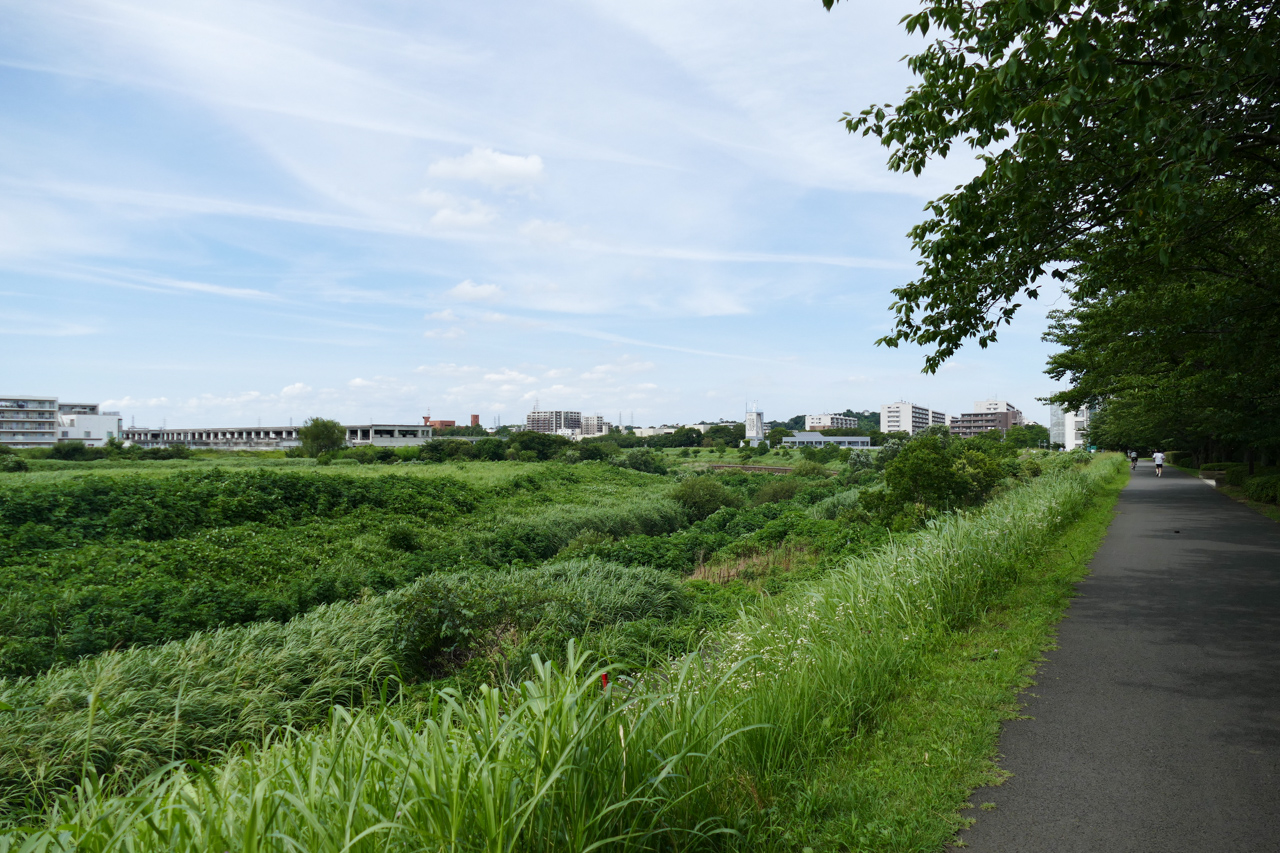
top-left (518, 219), bottom-right (572, 243)
top-left (425, 308), bottom-right (458, 321)
top-left (424, 326), bottom-right (465, 339)
top-left (416, 188), bottom-right (496, 228)
top-left (428, 147), bottom-right (544, 189)
top-left (580, 359), bottom-right (656, 380)
top-left (483, 369), bottom-right (537, 384)
top-left (348, 377), bottom-right (376, 388)
top-left (429, 206), bottom-right (495, 228)
top-left (102, 395), bottom-right (171, 409)
top-left (281, 382), bottom-right (312, 396)
top-left (414, 362), bottom-right (481, 375)
top-left (447, 279), bottom-right (501, 301)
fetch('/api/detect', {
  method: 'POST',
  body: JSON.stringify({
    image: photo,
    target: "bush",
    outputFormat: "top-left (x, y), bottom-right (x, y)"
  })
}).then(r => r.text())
top-left (617, 448), bottom-right (668, 475)
top-left (670, 475), bottom-right (739, 521)
top-left (0, 469), bottom-right (477, 545)
top-left (1222, 465), bottom-right (1278, 487)
top-left (789, 460), bottom-right (829, 478)
top-left (753, 478), bottom-right (803, 505)
top-left (0, 456), bottom-right (27, 473)
top-left (1243, 475), bottom-right (1280, 504)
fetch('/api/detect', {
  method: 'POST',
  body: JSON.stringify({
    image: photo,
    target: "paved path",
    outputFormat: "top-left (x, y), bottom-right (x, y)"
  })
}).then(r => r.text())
top-left (957, 462), bottom-right (1280, 852)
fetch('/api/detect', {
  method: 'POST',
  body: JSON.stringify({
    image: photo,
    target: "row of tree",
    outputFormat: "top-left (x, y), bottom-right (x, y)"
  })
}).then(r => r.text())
top-left (828, 0), bottom-right (1280, 467)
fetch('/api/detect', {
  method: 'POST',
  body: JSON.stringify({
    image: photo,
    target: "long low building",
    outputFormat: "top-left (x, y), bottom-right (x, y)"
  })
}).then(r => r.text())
top-left (781, 432), bottom-right (871, 449)
top-left (122, 423), bottom-right (434, 451)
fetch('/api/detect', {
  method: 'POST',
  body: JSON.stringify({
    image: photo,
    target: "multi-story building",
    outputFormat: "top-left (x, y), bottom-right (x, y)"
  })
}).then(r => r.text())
top-left (805, 413), bottom-right (859, 431)
top-left (1, 396), bottom-right (59, 449)
top-left (780, 432), bottom-right (871, 449)
top-left (1, 396), bottom-right (122, 449)
top-left (744, 408), bottom-right (765, 446)
top-left (880, 401), bottom-right (947, 435)
top-left (1049, 405), bottom-right (1091, 451)
top-left (949, 401), bottom-right (1025, 438)
top-left (122, 423), bottom-right (434, 451)
top-left (580, 415), bottom-right (613, 438)
top-left (525, 410), bottom-right (581, 434)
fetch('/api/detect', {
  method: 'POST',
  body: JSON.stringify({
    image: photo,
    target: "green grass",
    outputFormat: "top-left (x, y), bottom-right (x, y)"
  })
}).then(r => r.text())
top-left (737, 457), bottom-right (1128, 850)
top-left (0, 456), bottom-right (1122, 849)
top-left (1216, 484), bottom-right (1280, 523)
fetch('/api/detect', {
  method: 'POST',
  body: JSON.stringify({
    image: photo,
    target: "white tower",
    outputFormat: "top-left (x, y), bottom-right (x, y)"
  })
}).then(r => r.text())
top-left (744, 403), bottom-right (765, 447)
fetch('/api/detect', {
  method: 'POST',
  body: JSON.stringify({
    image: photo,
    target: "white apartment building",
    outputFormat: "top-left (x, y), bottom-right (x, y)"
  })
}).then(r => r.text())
top-left (880, 401), bottom-right (947, 435)
top-left (56, 403), bottom-right (124, 447)
top-left (1, 396), bottom-right (122, 449)
top-left (526, 410), bottom-right (581, 434)
top-left (805, 413), bottom-right (859, 431)
top-left (1049, 405), bottom-right (1091, 451)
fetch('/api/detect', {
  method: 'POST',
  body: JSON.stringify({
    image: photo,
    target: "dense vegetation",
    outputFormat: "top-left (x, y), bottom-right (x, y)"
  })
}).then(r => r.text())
top-left (0, 451), bottom-right (1121, 851)
top-left (831, 0), bottom-right (1280, 465)
top-left (0, 432), bottom-right (1092, 822)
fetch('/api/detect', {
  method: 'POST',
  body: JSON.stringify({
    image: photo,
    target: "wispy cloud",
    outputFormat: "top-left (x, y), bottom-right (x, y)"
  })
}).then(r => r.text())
top-left (428, 147), bottom-right (544, 189)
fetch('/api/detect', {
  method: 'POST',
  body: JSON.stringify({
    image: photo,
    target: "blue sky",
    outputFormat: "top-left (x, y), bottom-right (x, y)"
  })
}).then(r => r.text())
top-left (0, 0), bottom-right (1068, 429)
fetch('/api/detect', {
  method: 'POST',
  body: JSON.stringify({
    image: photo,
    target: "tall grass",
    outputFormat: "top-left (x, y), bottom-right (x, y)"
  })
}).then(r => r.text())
top-left (0, 559), bottom-right (687, 816)
top-left (4, 646), bottom-right (746, 853)
top-left (0, 593), bottom-right (401, 816)
top-left (1, 456), bottom-right (1123, 849)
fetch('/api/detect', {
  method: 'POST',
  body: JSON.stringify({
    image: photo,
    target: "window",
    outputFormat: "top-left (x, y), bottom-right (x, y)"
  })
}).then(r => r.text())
top-left (84, 431), bottom-right (92, 438)
top-left (61, 431), bottom-right (68, 438)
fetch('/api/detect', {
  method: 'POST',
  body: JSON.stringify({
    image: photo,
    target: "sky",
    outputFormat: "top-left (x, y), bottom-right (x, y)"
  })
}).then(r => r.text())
top-left (0, 0), bottom-right (1070, 429)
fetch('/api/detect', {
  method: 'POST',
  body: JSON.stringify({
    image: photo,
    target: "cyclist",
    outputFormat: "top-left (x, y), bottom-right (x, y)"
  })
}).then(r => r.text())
top-left (1130, 450), bottom-right (1139, 471)
top-left (1152, 450), bottom-right (1165, 477)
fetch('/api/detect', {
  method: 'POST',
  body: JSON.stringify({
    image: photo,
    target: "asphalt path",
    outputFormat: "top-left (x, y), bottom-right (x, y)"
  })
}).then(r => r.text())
top-left (956, 461), bottom-right (1280, 852)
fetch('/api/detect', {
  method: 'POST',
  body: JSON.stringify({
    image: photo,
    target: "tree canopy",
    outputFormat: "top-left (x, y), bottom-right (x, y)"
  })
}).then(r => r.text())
top-left (829, 0), bottom-right (1279, 368)
top-left (829, 0), bottom-right (1280, 461)
top-left (298, 417), bottom-right (345, 457)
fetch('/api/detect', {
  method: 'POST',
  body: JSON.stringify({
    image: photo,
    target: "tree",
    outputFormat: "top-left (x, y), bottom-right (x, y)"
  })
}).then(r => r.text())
top-left (827, 0), bottom-right (1280, 371)
top-left (767, 427), bottom-right (793, 448)
top-left (670, 476), bottom-right (739, 520)
top-left (1044, 201), bottom-right (1280, 464)
top-left (299, 417), bottom-right (345, 457)
top-left (507, 431), bottom-right (572, 461)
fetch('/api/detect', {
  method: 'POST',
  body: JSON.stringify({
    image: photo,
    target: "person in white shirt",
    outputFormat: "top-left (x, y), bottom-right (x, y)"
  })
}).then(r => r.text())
top-left (1153, 450), bottom-right (1165, 477)
top-left (1130, 450), bottom-right (1139, 470)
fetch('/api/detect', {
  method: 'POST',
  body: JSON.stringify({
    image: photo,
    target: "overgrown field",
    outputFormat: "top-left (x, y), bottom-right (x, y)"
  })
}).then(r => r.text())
top-left (0, 452), bottom-right (1122, 850)
top-left (0, 438), bottom-right (1104, 842)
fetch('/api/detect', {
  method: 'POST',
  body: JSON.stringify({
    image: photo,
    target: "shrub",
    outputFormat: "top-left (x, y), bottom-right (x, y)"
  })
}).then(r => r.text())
top-left (617, 448), bottom-right (668, 475)
top-left (753, 478), bottom-right (803, 505)
top-left (1222, 465), bottom-right (1278, 487)
top-left (0, 469), bottom-right (477, 545)
top-left (1243, 475), bottom-right (1280, 504)
top-left (0, 456), bottom-right (27, 473)
top-left (670, 476), bottom-right (738, 520)
top-left (789, 460), bottom-right (829, 478)
top-left (386, 523), bottom-right (423, 552)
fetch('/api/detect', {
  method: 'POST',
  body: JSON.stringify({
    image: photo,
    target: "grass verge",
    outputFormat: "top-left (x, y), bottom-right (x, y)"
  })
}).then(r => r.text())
top-left (1216, 484), bottom-right (1280, 524)
top-left (743, 461), bottom-right (1128, 851)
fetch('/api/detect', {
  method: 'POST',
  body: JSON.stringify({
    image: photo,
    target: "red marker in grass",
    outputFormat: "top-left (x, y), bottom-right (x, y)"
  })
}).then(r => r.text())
top-left (601, 673), bottom-right (609, 690)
